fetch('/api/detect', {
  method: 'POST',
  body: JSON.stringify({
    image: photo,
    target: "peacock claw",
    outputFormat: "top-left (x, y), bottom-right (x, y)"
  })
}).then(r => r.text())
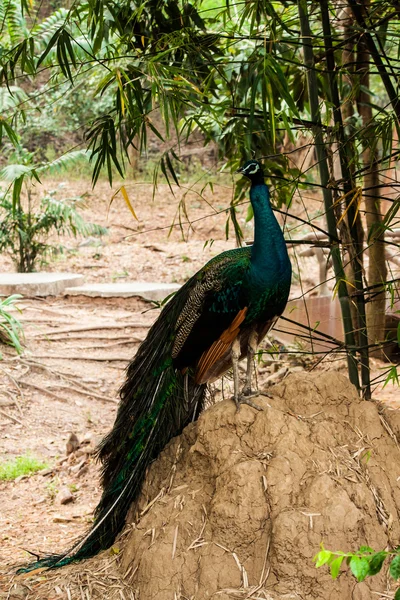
top-left (241, 387), bottom-right (259, 398)
top-left (233, 394), bottom-right (263, 412)
top-left (259, 390), bottom-right (273, 399)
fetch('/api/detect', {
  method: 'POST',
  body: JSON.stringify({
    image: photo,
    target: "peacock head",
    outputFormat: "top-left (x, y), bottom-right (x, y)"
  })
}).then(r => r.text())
top-left (236, 160), bottom-right (264, 182)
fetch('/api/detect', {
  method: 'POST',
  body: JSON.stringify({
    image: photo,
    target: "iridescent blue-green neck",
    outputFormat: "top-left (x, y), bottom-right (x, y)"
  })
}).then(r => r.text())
top-left (250, 182), bottom-right (290, 273)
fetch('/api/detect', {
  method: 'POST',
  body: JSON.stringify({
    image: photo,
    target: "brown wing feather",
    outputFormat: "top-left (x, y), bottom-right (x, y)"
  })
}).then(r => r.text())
top-left (194, 307), bottom-right (248, 384)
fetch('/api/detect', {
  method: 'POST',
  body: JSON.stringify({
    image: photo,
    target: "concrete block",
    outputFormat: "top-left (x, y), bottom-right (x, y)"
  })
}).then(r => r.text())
top-left (0, 272), bottom-right (85, 297)
top-left (64, 282), bottom-right (181, 302)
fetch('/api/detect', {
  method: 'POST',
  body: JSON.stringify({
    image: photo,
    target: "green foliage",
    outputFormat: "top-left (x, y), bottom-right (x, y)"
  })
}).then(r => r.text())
top-left (0, 0), bottom-right (28, 46)
top-left (314, 543), bottom-right (400, 595)
top-left (0, 186), bottom-right (107, 272)
top-left (0, 294), bottom-right (23, 356)
top-left (383, 365), bottom-right (400, 388)
top-left (0, 454), bottom-right (49, 480)
top-left (0, 149), bottom-right (108, 272)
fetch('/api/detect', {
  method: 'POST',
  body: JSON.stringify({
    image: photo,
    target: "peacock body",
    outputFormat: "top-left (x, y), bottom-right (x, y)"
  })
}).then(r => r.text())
top-left (18, 159), bottom-right (291, 572)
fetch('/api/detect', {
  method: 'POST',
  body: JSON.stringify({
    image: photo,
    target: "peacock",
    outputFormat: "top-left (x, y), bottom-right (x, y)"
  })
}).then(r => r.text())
top-left (18, 159), bottom-right (292, 573)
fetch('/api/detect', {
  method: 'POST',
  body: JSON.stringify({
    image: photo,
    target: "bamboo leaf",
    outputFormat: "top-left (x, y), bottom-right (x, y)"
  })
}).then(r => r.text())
top-left (110, 186), bottom-right (138, 221)
top-left (37, 26), bottom-right (62, 67)
top-left (160, 157), bottom-right (174, 195)
top-left (165, 153), bottom-right (179, 187)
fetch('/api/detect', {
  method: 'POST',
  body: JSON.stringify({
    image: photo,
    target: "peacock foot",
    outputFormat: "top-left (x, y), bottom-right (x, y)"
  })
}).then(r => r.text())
top-left (259, 390), bottom-right (273, 399)
top-left (241, 386), bottom-right (259, 398)
top-left (233, 393), bottom-right (263, 412)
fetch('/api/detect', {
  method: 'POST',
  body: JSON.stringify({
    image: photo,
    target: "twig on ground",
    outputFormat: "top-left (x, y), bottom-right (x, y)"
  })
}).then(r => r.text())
top-left (30, 354), bottom-right (129, 362)
top-left (49, 384), bottom-right (117, 403)
top-left (0, 408), bottom-right (23, 425)
top-left (17, 358), bottom-right (106, 396)
top-left (17, 380), bottom-right (63, 401)
top-left (29, 323), bottom-right (152, 337)
top-left (50, 340), bottom-right (141, 350)
top-left (0, 368), bottom-right (24, 416)
top-left (31, 335), bottom-right (137, 342)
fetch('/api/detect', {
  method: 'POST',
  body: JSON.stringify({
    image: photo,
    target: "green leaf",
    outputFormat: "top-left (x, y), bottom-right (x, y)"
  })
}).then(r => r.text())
top-left (314, 550), bottom-right (333, 568)
top-left (1, 164), bottom-right (32, 182)
top-left (394, 587), bottom-right (400, 600)
top-left (12, 176), bottom-right (24, 214)
top-left (390, 555), bottom-right (400, 580)
top-left (147, 120), bottom-right (164, 142)
top-left (368, 552), bottom-right (386, 576)
top-left (349, 556), bottom-right (370, 582)
top-left (330, 556), bottom-right (344, 579)
top-left (37, 26), bottom-right (62, 67)
top-left (0, 119), bottom-right (19, 146)
top-left (165, 153), bottom-right (179, 187)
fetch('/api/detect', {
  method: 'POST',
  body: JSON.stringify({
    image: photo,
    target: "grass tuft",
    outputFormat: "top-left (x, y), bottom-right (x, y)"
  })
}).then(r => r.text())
top-left (0, 454), bottom-right (49, 480)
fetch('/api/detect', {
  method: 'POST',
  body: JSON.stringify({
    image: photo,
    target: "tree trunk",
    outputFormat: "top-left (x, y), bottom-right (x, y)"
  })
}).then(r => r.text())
top-left (356, 9), bottom-right (387, 358)
top-left (338, 4), bottom-right (365, 350)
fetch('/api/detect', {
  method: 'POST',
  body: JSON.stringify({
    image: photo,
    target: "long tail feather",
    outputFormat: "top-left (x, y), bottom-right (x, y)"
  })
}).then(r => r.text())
top-left (17, 297), bottom-right (206, 573)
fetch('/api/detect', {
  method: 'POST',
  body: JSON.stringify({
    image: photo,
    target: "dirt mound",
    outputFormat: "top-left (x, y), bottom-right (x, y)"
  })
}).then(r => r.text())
top-left (8, 372), bottom-right (400, 599)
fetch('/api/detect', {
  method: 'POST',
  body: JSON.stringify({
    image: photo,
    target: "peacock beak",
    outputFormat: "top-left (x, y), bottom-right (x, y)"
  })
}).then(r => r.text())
top-left (236, 166), bottom-right (244, 174)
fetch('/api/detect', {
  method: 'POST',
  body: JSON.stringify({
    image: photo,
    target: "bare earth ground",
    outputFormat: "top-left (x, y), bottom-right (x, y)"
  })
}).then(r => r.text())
top-left (0, 177), bottom-right (399, 595)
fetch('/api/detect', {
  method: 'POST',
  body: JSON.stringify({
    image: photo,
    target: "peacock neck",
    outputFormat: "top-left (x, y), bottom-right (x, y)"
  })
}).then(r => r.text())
top-left (250, 183), bottom-right (290, 274)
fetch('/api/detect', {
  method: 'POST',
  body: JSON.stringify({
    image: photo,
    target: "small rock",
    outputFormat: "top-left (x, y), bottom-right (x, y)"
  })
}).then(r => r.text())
top-left (66, 432), bottom-right (80, 455)
top-left (70, 459), bottom-right (87, 474)
top-left (143, 243), bottom-right (166, 253)
top-left (77, 465), bottom-right (89, 478)
top-left (53, 515), bottom-right (72, 523)
top-left (77, 444), bottom-right (95, 457)
top-left (14, 475), bottom-right (28, 483)
top-left (40, 467), bottom-right (54, 477)
top-left (81, 431), bottom-right (93, 444)
top-left (56, 486), bottom-right (74, 505)
top-left (34, 496), bottom-right (47, 506)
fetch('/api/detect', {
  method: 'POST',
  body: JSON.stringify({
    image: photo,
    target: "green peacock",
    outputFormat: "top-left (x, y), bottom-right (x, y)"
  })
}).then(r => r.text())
top-left (18, 159), bottom-right (292, 573)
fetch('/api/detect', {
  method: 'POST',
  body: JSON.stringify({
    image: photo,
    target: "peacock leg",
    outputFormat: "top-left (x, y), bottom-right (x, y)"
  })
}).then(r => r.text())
top-left (231, 336), bottom-right (262, 412)
top-left (242, 330), bottom-right (259, 398)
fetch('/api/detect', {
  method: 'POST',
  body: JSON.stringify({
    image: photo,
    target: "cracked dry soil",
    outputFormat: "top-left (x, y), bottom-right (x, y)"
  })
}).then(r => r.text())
top-left (9, 371), bottom-right (400, 600)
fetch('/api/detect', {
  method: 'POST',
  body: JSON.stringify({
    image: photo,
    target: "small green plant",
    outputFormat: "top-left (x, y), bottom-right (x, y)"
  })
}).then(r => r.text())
top-left (112, 269), bottom-right (129, 281)
top-left (45, 478), bottom-right (59, 500)
top-left (314, 543), bottom-right (400, 598)
top-left (0, 149), bottom-right (108, 272)
top-left (0, 454), bottom-right (49, 480)
top-left (0, 294), bottom-right (24, 356)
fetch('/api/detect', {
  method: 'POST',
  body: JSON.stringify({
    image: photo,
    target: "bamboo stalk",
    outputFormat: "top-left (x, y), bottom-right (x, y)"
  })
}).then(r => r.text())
top-left (320, 0), bottom-right (371, 398)
top-left (297, 0), bottom-right (360, 392)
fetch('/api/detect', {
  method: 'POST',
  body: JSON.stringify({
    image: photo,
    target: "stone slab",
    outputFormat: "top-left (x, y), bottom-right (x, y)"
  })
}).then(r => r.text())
top-left (0, 272), bottom-right (85, 297)
top-left (64, 282), bottom-right (181, 302)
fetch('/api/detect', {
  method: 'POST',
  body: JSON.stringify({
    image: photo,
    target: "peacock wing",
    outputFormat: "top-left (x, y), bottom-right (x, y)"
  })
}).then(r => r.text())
top-left (171, 248), bottom-right (251, 378)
